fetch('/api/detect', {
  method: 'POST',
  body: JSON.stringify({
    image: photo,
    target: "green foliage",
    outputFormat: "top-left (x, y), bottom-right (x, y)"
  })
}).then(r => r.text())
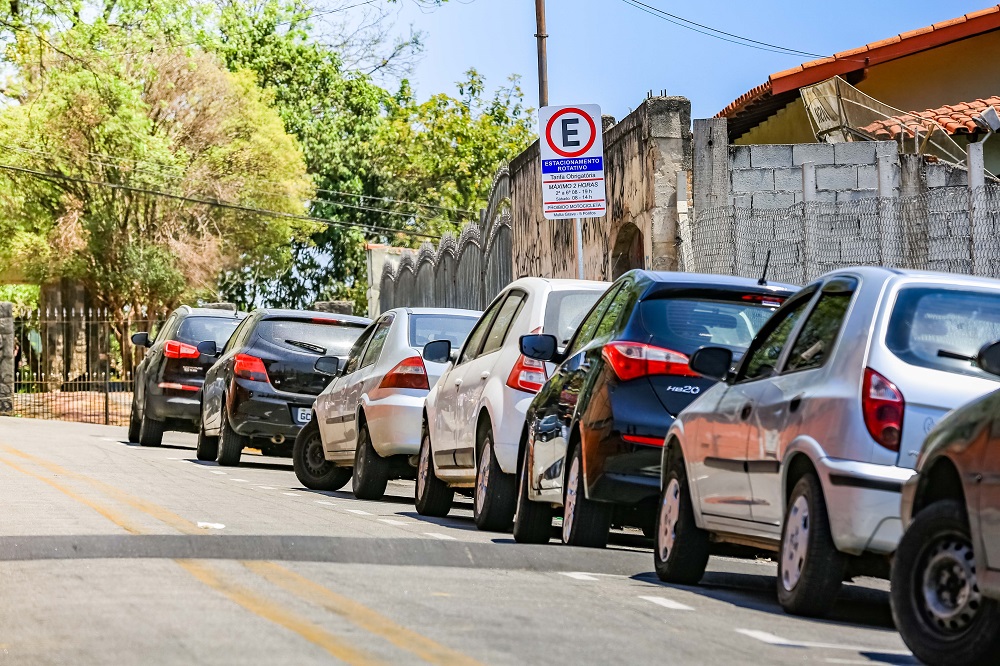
top-left (0, 284), bottom-right (39, 309)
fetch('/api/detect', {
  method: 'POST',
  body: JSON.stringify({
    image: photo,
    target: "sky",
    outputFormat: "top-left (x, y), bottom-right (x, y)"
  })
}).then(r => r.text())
top-left (360, 0), bottom-right (989, 122)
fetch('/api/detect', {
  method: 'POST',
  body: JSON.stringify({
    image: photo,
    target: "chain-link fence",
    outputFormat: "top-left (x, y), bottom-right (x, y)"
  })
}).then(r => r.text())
top-left (682, 185), bottom-right (1000, 284)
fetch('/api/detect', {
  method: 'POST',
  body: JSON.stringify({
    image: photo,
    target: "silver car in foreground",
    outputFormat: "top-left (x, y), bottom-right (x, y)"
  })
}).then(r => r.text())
top-left (656, 267), bottom-right (1000, 616)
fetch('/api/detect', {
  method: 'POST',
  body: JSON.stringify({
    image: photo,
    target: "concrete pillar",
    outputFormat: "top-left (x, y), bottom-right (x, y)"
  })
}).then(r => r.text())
top-left (648, 97), bottom-right (693, 272)
top-left (968, 141), bottom-right (991, 276)
top-left (877, 155), bottom-right (903, 268)
top-left (692, 118), bottom-right (733, 275)
top-left (801, 162), bottom-right (817, 282)
top-left (899, 154), bottom-right (929, 270)
top-left (0, 302), bottom-right (12, 414)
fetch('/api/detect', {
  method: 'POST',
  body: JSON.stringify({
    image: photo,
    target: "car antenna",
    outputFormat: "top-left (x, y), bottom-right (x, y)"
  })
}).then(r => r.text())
top-left (757, 249), bottom-right (772, 286)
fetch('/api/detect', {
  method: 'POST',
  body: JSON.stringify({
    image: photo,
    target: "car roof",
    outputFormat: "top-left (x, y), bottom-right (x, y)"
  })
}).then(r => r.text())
top-left (628, 269), bottom-right (799, 294)
top-left (399, 307), bottom-right (482, 317)
top-left (254, 308), bottom-right (372, 325)
top-left (507, 276), bottom-right (611, 291)
top-left (821, 265), bottom-right (1000, 290)
top-left (175, 305), bottom-right (246, 319)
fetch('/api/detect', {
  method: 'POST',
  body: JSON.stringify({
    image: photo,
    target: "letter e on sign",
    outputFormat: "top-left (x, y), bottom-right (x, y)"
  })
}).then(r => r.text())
top-left (538, 104), bottom-right (606, 220)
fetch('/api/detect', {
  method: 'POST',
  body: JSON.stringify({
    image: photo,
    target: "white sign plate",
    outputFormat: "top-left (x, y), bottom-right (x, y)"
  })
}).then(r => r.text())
top-left (538, 104), bottom-right (606, 220)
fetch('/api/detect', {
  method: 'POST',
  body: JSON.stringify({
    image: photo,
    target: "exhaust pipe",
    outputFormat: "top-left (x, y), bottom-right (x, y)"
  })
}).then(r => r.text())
top-left (270, 434), bottom-right (286, 445)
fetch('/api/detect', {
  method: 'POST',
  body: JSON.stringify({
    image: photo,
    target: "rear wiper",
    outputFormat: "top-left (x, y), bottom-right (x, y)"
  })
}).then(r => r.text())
top-left (285, 339), bottom-right (326, 354)
top-left (937, 349), bottom-right (974, 362)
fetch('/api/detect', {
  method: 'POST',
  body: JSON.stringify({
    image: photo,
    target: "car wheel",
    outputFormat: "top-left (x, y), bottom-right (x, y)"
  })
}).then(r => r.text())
top-left (414, 422), bottom-right (453, 517)
top-left (352, 421), bottom-right (390, 501)
top-left (561, 445), bottom-right (611, 548)
top-left (127, 394), bottom-right (141, 443)
top-left (196, 419), bottom-right (218, 462)
top-left (292, 420), bottom-right (351, 491)
top-left (513, 443), bottom-right (553, 544)
top-left (473, 427), bottom-right (516, 532)
top-left (216, 410), bottom-right (247, 467)
top-left (653, 456), bottom-right (710, 584)
top-left (891, 499), bottom-right (1000, 666)
top-left (776, 473), bottom-right (847, 617)
top-left (138, 412), bottom-right (165, 447)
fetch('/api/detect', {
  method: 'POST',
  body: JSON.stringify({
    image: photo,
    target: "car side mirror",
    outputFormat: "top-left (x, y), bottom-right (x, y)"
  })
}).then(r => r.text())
top-left (423, 340), bottom-right (452, 364)
top-left (689, 347), bottom-right (734, 382)
top-left (977, 340), bottom-right (1000, 377)
top-left (196, 340), bottom-right (219, 357)
top-left (131, 332), bottom-right (151, 348)
top-left (520, 334), bottom-right (559, 362)
top-left (314, 356), bottom-right (340, 376)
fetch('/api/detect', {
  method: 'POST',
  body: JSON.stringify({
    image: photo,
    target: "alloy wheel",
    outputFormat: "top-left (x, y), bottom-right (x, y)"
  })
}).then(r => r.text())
top-left (562, 455), bottom-right (580, 542)
top-left (658, 478), bottom-right (681, 562)
top-left (417, 434), bottom-right (430, 499)
top-left (475, 446), bottom-right (491, 514)
top-left (782, 495), bottom-right (810, 591)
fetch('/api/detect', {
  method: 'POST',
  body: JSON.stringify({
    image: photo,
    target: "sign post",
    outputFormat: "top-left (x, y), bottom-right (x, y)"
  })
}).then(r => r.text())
top-left (539, 104), bottom-right (606, 280)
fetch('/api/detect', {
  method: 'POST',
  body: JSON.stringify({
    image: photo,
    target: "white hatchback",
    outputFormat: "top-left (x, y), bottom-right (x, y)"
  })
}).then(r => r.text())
top-left (293, 307), bottom-right (480, 500)
top-left (416, 277), bottom-right (609, 531)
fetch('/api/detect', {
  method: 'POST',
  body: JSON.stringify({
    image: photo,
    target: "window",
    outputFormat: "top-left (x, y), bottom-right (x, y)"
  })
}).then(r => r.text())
top-left (641, 297), bottom-right (782, 355)
top-left (593, 282), bottom-right (635, 341)
top-left (408, 314), bottom-right (478, 349)
top-left (785, 278), bottom-right (857, 373)
top-left (256, 319), bottom-right (368, 358)
top-left (480, 292), bottom-right (527, 356)
top-left (223, 317), bottom-right (251, 354)
top-left (737, 291), bottom-right (815, 382)
top-left (152, 314), bottom-right (178, 345)
top-left (543, 289), bottom-right (606, 346)
top-left (343, 324), bottom-right (376, 375)
top-left (459, 297), bottom-right (505, 365)
top-left (361, 315), bottom-right (394, 368)
top-left (566, 284), bottom-right (621, 356)
top-left (176, 316), bottom-right (242, 348)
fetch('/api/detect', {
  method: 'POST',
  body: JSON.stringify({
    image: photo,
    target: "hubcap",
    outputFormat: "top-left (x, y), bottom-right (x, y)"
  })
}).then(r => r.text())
top-left (658, 478), bottom-right (681, 562)
top-left (920, 534), bottom-right (982, 635)
top-left (476, 444), bottom-right (491, 514)
top-left (782, 495), bottom-right (810, 592)
top-left (563, 455), bottom-right (580, 543)
top-left (304, 434), bottom-right (332, 477)
top-left (417, 434), bottom-right (430, 498)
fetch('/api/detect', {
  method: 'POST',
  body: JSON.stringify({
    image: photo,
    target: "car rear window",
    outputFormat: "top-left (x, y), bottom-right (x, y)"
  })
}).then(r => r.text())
top-left (409, 314), bottom-right (478, 349)
top-left (175, 316), bottom-right (241, 348)
top-left (544, 289), bottom-right (606, 345)
top-left (887, 287), bottom-right (1000, 379)
top-left (641, 298), bottom-right (783, 355)
top-left (256, 319), bottom-right (367, 357)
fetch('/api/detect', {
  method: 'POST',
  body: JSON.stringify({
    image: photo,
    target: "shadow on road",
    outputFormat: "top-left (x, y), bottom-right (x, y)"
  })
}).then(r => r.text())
top-left (119, 440), bottom-right (193, 452)
top-left (395, 511), bottom-right (479, 532)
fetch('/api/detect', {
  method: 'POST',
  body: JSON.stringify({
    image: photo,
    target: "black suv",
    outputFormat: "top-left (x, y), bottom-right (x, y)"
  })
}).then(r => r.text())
top-left (198, 309), bottom-right (371, 465)
top-left (129, 306), bottom-right (245, 446)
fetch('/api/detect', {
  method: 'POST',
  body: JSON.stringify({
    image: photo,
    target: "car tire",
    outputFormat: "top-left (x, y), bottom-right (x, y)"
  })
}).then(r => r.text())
top-left (415, 422), bottom-right (453, 517)
top-left (352, 421), bottom-right (390, 501)
top-left (138, 413), bottom-right (164, 447)
top-left (776, 473), bottom-right (847, 617)
top-left (473, 428), bottom-right (516, 532)
top-left (561, 445), bottom-right (612, 548)
top-left (291, 420), bottom-right (351, 491)
top-left (653, 455), bottom-right (710, 585)
top-left (216, 410), bottom-right (247, 467)
top-left (127, 394), bottom-right (141, 443)
top-left (513, 443), bottom-right (553, 544)
top-left (891, 499), bottom-right (1000, 666)
top-left (196, 420), bottom-right (219, 462)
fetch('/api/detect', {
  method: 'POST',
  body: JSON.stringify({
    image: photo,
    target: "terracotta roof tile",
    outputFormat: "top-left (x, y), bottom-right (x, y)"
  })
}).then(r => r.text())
top-left (859, 96), bottom-right (1000, 139)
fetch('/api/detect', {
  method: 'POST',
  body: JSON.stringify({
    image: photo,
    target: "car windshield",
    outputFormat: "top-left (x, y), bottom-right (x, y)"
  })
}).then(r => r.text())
top-left (175, 316), bottom-right (241, 348)
top-left (886, 286), bottom-right (1000, 379)
top-left (256, 319), bottom-right (367, 357)
top-left (641, 297), bottom-right (783, 355)
top-left (409, 314), bottom-right (479, 349)
top-left (544, 289), bottom-right (606, 345)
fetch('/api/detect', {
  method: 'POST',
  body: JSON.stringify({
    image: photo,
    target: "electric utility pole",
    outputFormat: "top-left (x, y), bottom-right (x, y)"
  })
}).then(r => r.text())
top-left (535, 0), bottom-right (548, 108)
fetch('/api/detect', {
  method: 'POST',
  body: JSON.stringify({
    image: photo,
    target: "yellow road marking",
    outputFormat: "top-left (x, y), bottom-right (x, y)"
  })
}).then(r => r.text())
top-left (177, 560), bottom-right (383, 666)
top-left (246, 561), bottom-right (485, 666)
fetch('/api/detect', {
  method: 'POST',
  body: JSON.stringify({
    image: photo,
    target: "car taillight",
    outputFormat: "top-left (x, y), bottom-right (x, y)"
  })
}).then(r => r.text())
top-left (602, 342), bottom-right (698, 381)
top-left (507, 355), bottom-right (548, 393)
top-left (164, 340), bottom-right (200, 359)
top-left (379, 356), bottom-right (430, 390)
top-left (234, 354), bottom-right (270, 383)
top-left (862, 367), bottom-right (904, 451)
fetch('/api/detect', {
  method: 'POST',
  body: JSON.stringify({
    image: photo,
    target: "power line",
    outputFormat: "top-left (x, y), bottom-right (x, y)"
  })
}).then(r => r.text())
top-left (0, 162), bottom-right (442, 240)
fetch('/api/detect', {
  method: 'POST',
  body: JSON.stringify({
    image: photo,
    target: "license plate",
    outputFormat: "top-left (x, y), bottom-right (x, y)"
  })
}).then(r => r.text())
top-left (296, 408), bottom-right (312, 424)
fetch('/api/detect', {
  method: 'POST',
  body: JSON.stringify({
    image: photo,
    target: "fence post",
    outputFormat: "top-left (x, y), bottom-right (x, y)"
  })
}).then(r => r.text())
top-left (0, 302), bottom-right (12, 415)
top-left (801, 162), bottom-right (816, 283)
top-left (877, 153), bottom-right (903, 268)
top-left (967, 141), bottom-right (989, 276)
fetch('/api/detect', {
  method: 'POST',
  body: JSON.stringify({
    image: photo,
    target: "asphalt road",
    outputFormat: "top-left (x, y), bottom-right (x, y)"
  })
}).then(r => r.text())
top-left (0, 416), bottom-right (916, 665)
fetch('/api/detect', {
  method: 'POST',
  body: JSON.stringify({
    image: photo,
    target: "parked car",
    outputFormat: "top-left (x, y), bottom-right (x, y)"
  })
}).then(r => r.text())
top-left (293, 307), bottom-right (481, 498)
top-left (129, 306), bottom-right (245, 447)
top-left (514, 270), bottom-right (795, 547)
top-left (417, 278), bottom-right (609, 530)
top-left (891, 340), bottom-right (1000, 666)
top-left (198, 309), bottom-right (371, 466)
top-left (656, 267), bottom-right (1000, 617)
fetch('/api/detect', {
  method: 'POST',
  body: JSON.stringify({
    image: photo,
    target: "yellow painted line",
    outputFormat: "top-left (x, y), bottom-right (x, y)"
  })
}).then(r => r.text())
top-left (245, 561), bottom-right (484, 666)
top-left (178, 560), bottom-right (383, 666)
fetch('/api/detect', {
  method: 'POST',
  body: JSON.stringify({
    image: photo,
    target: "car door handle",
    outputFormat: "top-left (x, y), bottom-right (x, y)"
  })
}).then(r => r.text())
top-left (454, 379), bottom-right (463, 387)
top-left (480, 372), bottom-right (490, 381)
top-left (789, 396), bottom-right (803, 413)
top-left (740, 404), bottom-right (752, 420)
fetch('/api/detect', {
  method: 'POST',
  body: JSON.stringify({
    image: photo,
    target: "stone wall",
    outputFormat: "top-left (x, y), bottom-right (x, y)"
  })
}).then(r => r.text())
top-left (0, 302), bottom-right (12, 414)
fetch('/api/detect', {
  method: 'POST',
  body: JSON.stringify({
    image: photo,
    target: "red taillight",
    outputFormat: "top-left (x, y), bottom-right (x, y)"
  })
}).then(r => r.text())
top-left (507, 355), bottom-right (548, 393)
top-left (234, 354), bottom-right (270, 383)
top-left (602, 342), bottom-right (698, 381)
top-left (164, 340), bottom-right (200, 359)
top-left (379, 356), bottom-right (430, 390)
top-left (862, 367), bottom-right (904, 451)
top-left (622, 434), bottom-right (665, 446)
top-left (741, 293), bottom-right (786, 308)
top-left (158, 382), bottom-right (199, 392)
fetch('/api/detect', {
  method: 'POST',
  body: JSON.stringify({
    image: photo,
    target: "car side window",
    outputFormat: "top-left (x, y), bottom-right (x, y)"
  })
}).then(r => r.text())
top-left (153, 314), bottom-right (178, 345)
top-left (361, 315), bottom-right (394, 368)
top-left (343, 323), bottom-right (376, 375)
top-left (223, 317), bottom-right (251, 354)
top-left (593, 282), bottom-right (635, 342)
top-left (566, 284), bottom-right (622, 356)
top-left (480, 291), bottom-right (527, 356)
top-left (785, 277), bottom-right (858, 373)
top-left (459, 296), bottom-right (505, 365)
top-left (737, 289), bottom-right (816, 383)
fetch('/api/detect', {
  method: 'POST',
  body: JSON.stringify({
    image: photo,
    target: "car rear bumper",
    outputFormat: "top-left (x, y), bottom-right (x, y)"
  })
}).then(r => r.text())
top-left (815, 456), bottom-right (916, 555)
top-left (587, 443), bottom-right (663, 505)
top-left (365, 391), bottom-right (425, 457)
top-left (145, 389), bottom-right (201, 424)
top-left (229, 380), bottom-right (316, 440)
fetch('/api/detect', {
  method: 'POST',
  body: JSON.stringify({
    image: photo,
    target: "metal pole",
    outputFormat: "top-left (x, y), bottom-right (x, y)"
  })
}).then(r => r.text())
top-left (534, 0), bottom-right (548, 108)
top-left (575, 218), bottom-right (584, 279)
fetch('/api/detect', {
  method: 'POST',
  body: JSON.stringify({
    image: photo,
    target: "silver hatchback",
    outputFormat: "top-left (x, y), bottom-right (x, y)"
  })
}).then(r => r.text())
top-left (655, 267), bottom-right (1000, 617)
